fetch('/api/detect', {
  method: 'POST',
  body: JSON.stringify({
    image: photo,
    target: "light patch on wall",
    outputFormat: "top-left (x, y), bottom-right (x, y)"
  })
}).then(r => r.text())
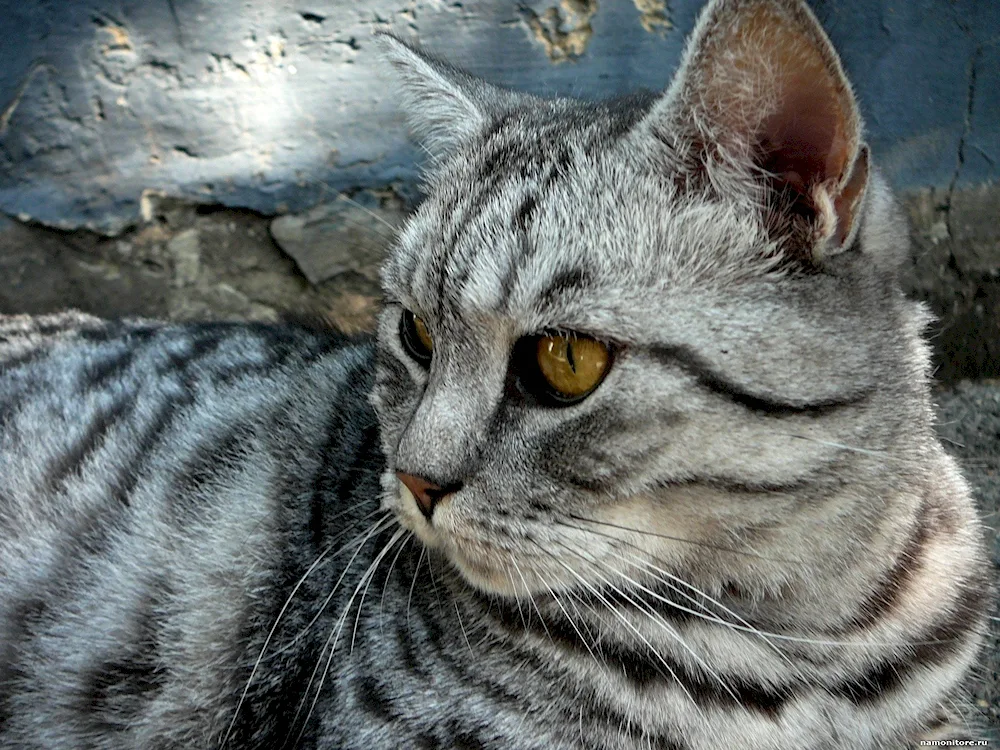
top-left (521, 0), bottom-right (598, 63)
top-left (634, 0), bottom-right (671, 33)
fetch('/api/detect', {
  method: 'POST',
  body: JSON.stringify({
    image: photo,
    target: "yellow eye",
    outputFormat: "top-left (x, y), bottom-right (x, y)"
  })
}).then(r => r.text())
top-left (535, 334), bottom-right (611, 402)
top-left (414, 316), bottom-right (433, 353)
top-left (400, 310), bottom-right (433, 365)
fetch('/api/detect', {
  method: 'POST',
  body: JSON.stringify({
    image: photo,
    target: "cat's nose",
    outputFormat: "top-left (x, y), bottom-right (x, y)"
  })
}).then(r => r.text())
top-left (395, 472), bottom-right (459, 520)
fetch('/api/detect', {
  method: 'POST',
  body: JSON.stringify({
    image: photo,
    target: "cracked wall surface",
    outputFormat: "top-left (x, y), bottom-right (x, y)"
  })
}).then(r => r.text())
top-left (0, 0), bottom-right (997, 234)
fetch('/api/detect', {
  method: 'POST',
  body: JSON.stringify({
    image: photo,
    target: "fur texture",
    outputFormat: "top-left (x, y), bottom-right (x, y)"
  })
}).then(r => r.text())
top-left (0, 1), bottom-right (992, 748)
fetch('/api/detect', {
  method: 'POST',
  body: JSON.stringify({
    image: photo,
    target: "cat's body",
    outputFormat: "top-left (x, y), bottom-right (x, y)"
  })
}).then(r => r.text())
top-left (0, 0), bottom-right (992, 748)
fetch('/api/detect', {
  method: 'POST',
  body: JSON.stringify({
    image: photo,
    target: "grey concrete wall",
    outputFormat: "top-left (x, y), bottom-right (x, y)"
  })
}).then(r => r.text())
top-left (1, 0), bottom-right (998, 234)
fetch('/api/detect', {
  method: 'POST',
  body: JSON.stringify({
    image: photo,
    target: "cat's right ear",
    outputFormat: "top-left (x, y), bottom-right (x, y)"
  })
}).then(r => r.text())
top-left (376, 33), bottom-right (517, 165)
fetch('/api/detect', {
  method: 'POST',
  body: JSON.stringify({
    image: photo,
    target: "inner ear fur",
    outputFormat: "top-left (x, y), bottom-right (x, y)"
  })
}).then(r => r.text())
top-left (655, 0), bottom-right (870, 259)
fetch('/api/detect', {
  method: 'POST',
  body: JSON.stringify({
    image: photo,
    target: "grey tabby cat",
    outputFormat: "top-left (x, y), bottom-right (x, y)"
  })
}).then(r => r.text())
top-left (0, 0), bottom-right (991, 747)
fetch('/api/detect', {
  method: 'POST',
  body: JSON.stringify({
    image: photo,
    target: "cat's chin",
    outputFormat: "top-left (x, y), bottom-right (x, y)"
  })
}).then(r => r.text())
top-left (447, 548), bottom-right (530, 597)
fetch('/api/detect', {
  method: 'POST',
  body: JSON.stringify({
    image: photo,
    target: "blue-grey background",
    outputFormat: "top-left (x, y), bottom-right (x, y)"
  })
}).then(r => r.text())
top-left (0, 0), bottom-right (997, 234)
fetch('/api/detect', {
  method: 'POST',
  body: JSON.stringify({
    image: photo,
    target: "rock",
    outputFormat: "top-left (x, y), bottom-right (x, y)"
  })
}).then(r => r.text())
top-left (167, 228), bottom-right (201, 286)
top-left (269, 195), bottom-right (404, 285)
top-left (935, 382), bottom-right (1000, 735)
top-left (902, 183), bottom-right (1000, 382)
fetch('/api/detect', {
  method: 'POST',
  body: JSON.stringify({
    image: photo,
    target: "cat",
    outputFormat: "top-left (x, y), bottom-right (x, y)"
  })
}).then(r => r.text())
top-left (0, 0), bottom-right (992, 747)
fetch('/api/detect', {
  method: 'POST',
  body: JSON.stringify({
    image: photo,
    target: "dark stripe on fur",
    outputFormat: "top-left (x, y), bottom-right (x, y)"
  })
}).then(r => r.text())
top-left (648, 344), bottom-right (869, 415)
top-left (479, 590), bottom-right (794, 718)
top-left (533, 403), bottom-right (682, 492)
top-left (512, 193), bottom-right (538, 234)
top-left (44, 393), bottom-right (138, 492)
top-left (537, 267), bottom-right (592, 308)
top-left (109, 389), bottom-right (193, 507)
top-left (81, 346), bottom-right (137, 389)
top-left (170, 425), bottom-right (253, 515)
top-left (496, 231), bottom-right (535, 312)
top-left (80, 588), bottom-right (169, 733)
top-left (840, 503), bottom-right (931, 632)
top-left (830, 570), bottom-right (990, 705)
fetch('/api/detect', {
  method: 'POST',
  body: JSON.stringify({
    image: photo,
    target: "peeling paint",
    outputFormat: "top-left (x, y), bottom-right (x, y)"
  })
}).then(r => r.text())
top-left (633, 0), bottom-right (671, 33)
top-left (98, 24), bottom-right (133, 55)
top-left (521, 0), bottom-right (598, 63)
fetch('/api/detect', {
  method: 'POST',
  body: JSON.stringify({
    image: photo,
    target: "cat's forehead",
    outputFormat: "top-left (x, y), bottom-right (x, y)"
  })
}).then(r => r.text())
top-left (384, 103), bottom-right (778, 333)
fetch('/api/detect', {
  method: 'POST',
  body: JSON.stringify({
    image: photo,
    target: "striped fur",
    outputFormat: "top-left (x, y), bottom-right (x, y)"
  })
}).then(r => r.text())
top-left (0, 0), bottom-right (992, 748)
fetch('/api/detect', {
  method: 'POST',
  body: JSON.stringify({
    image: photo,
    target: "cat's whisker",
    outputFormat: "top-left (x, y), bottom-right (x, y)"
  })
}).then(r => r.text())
top-left (532, 538), bottom-right (697, 705)
top-left (505, 562), bottom-right (530, 632)
top-left (333, 190), bottom-right (400, 237)
top-left (558, 519), bottom-right (794, 662)
top-left (561, 518), bottom-right (979, 647)
top-left (274, 514), bottom-right (398, 658)
top-left (282, 515), bottom-right (398, 741)
top-left (618, 548), bottom-right (974, 650)
top-left (552, 539), bottom-right (740, 704)
top-left (425, 549), bottom-right (448, 619)
top-left (323, 210), bottom-right (397, 245)
top-left (295, 525), bottom-right (407, 747)
top-left (602, 547), bottom-right (794, 665)
top-left (556, 521), bottom-right (972, 652)
top-left (310, 177), bottom-right (401, 239)
top-left (352, 527), bottom-right (409, 654)
top-left (538, 576), bottom-right (604, 672)
top-left (222, 509), bottom-right (392, 748)
top-left (566, 513), bottom-right (802, 564)
top-left (378, 531), bottom-right (414, 630)
top-left (783, 434), bottom-right (902, 460)
top-left (407, 545), bottom-right (427, 632)
top-left (563, 585), bottom-right (601, 629)
top-left (513, 557), bottom-right (554, 645)
top-left (454, 600), bottom-right (475, 657)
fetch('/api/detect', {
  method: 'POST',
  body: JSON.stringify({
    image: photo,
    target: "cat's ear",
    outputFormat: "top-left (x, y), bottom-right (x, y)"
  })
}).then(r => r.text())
top-left (644, 0), bottom-right (869, 260)
top-left (376, 33), bottom-right (519, 165)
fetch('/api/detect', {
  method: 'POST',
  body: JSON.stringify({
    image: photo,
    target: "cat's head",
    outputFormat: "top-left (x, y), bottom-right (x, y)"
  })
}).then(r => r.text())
top-left (370, 0), bottom-right (926, 599)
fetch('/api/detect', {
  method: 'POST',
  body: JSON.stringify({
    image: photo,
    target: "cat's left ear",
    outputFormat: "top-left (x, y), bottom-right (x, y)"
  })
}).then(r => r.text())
top-left (641, 0), bottom-right (869, 260)
top-left (377, 33), bottom-right (524, 166)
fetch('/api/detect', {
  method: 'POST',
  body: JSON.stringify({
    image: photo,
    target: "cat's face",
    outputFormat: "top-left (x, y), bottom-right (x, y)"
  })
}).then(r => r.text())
top-left (370, 0), bottom-right (922, 598)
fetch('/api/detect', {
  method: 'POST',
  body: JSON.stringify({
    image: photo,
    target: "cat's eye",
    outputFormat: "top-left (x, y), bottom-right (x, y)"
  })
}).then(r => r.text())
top-left (527, 333), bottom-right (611, 404)
top-left (400, 310), bottom-right (433, 366)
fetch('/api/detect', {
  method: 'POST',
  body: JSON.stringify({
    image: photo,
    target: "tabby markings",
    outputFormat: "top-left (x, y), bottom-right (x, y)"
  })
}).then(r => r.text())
top-left (648, 344), bottom-right (869, 415)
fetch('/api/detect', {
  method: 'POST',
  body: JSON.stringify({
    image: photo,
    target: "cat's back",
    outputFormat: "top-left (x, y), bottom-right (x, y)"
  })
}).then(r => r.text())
top-left (0, 312), bottom-right (380, 749)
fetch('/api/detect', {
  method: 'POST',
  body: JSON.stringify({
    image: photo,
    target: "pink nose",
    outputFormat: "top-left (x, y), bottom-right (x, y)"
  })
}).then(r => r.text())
top-left (396, 472), bottom-right (453, 519)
